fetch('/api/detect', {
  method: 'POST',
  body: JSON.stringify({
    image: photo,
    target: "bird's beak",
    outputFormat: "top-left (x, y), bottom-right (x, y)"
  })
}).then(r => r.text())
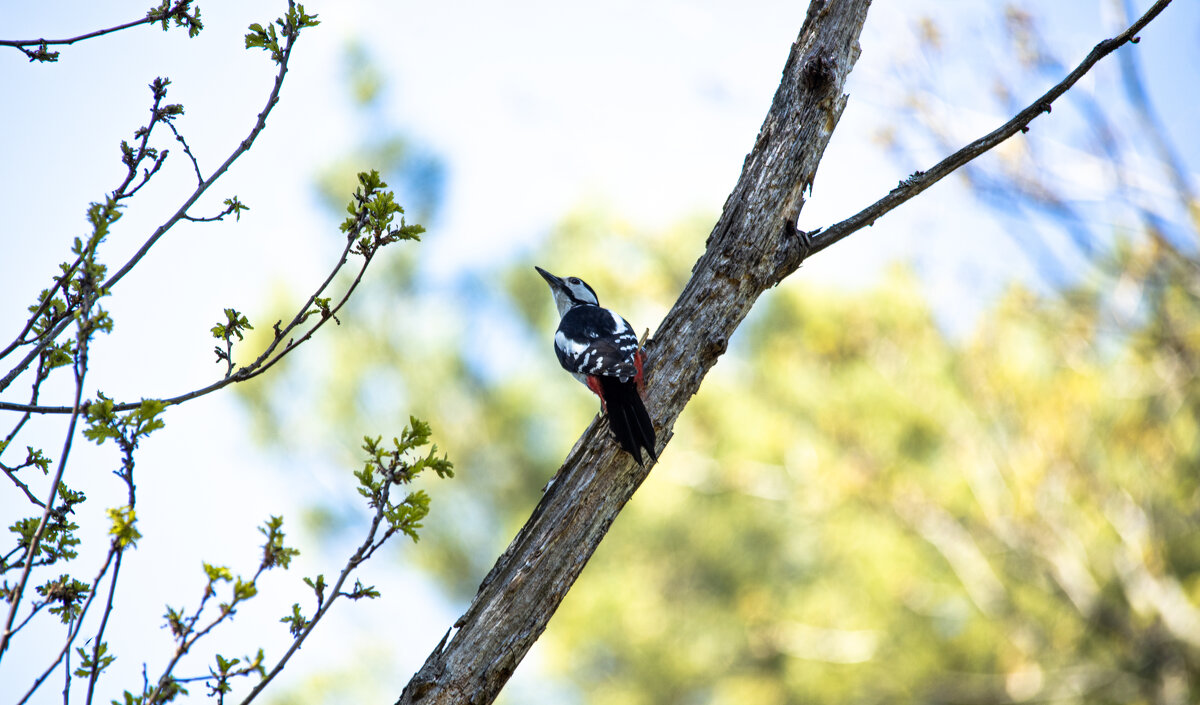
top-left (535, 266), bottom-right (564, 290)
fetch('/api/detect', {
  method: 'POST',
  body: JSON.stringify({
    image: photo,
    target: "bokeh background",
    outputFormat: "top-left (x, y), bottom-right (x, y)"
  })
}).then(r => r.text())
top-left (2, 1), bottom-right (1199, 703)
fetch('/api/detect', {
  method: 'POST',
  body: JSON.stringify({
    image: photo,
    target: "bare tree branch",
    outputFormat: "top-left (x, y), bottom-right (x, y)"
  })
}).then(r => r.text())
top-left (395, 1), bottom-right (1178, 703)
top-left (0, 1), bottom-right (202, 62)
top-left (805, 0), bottom-right (1175, 261)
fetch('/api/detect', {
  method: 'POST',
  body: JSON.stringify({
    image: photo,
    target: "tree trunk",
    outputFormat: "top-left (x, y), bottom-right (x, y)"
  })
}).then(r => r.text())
top-left (396, 1), bottom-right (873, 702)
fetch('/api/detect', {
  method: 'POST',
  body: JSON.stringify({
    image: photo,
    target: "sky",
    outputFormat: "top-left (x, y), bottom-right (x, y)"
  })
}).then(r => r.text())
top-left (1, 1), bottom-right (1197, 703)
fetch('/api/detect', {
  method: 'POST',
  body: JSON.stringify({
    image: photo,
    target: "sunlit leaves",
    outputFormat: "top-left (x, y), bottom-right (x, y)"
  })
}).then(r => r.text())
top-left (73, 641), bottom-right (115, 678)
top-left (145, 0), bottom-right (204, 38)
top-left (222, 196), bottom-right (249, 221)
top-left (0, 2), bottom-right (369, 701)
top-left (6, 507), bottom-right (82, 569)
top-left (245, 4), bottom-right (319, 64)
top-left (35, 575), bottom-right (90, 624)
top-left (107, 506), bottom-right (141, 549)
top-left (280, 602), bottom-right (308, 637)
top-left (343, 578), bottom-right (380, 601)
top-left (299, 296), bottom-right (334, 326)
top-left (211, 308), bottom-right (253, 342)
top-left (83, 396), bottom-right (166, 448)
top-left (303, 574), bottom-right (326, 603)
top-left (356, 417), bottom-right (454, 543)
top-left (202, 562), bottom-right (233, 584)
top-left (340, 170), bottom-right (426, 256)
top-left (259, 515), bottom-right (299, 570)
top-left (208, 650), bottom-right (265, 697)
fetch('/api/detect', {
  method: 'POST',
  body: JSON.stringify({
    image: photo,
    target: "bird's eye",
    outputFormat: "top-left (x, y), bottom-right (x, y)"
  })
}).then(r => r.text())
top-left (569, 278), bottom-right (580, 285)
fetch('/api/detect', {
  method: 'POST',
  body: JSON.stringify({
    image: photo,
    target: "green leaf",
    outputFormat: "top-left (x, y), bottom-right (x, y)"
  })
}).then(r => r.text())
top-left (73, 641), bottom-right (115, 678)
top-left (107, 505), bottom-right (142, 549)
top-left (233, 577), bottom-right (258, 601)
top-left (280, 603), bottom-right (308, 637)
top-left (36, 575), bottom-right (90, 623)
top-left (202, 562), bottom-right (233, 583)
top-left (223, 196), bottom-right (249, 221)
top-left (163, 605), bottom-right (186, 637)
top-left (259, 515), bottom-right (300, 570)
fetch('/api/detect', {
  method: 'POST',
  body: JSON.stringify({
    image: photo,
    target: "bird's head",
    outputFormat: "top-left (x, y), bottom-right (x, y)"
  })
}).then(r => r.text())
top-left (536, 266), bottom-right (598, 317)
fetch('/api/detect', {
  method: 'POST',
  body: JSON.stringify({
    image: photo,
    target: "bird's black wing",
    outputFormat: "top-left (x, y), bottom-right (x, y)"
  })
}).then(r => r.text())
top-left (555, 305), bottom-right (640, 381)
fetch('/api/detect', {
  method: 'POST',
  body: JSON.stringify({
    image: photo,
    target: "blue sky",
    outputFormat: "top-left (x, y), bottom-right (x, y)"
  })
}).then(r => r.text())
top-left (2, 1), bottom-right (1196, 702)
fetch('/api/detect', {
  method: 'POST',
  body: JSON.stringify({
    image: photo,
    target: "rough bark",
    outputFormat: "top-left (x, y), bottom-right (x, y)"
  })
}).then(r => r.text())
top-left (395, 2), bottom-right (873, 703)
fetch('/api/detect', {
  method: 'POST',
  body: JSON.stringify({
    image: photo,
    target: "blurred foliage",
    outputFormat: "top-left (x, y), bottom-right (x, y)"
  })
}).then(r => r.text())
top-left (313, 41), bottom-right (445, 224)
top-left (548, 236), bottom-right (1200, 705)
top-left (245, 204), bottom-right (1200, 704)
top-left (879, 2), bottom-right (1197, 285)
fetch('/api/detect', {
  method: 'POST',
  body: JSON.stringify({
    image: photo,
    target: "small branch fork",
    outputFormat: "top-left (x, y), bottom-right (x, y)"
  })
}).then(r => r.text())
top-left (792, 0), bottom-right (1175, 267)
top-left (0, 224), bottom-right (382, 417)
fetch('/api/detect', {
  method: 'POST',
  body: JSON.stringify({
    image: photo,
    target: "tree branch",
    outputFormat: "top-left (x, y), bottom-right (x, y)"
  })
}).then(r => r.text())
top-left (802, 0), bottom-right (1175, 262)
top-left (395, 0), bottom-right (1178, 703)
top-left (0, 1), bottom-right (202, 62)
top-left (0, 218), bottom-right (386, 416)
top-left (0, 335), bottom-right (90, 658)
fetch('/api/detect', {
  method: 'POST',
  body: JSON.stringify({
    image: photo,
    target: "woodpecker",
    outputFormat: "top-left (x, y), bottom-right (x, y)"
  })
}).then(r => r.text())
top-left (536, 266), bottom-right (657, 466)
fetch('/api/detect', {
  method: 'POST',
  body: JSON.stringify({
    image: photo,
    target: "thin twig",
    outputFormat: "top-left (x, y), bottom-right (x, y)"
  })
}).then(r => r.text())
top-left (2, 359), bottom-right (51, 507)
top-left (0, 1), bottom-right (198, 58)
top-left (167, 121), bottom-right (204, 186)
top-left (123, 148), bottom-right (172, 201)
top-left (102, 21), bottom-right (298, 295)
top-left (2, 462), bottom-right (47, 508)
top-left (0, 225), bottom-right (379, 415)
top-left (11, 436), bottom-right (125, 705)
top-left (0, 17), bottom-right (158, 51)
top-left (84, 448), bottom-right (137, 705)
top-left (0, 339), bottom-right (88, 658)
top-left (0, 265), bottom-right (75, 364)
top-left (17, 545), bottom-right (145, 705)
top-left (8, 600), bottom-right (48, 641)
top-left (240, 482), bottom-right (395, 705)
top-left (84, 551), bottom-right (124, 705)
top-left (144, 565), bottom-right (269, 703)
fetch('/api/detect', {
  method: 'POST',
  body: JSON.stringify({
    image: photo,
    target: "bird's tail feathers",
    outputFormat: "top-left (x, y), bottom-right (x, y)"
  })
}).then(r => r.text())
top-left (598, 376), bottom-right (657, 466)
